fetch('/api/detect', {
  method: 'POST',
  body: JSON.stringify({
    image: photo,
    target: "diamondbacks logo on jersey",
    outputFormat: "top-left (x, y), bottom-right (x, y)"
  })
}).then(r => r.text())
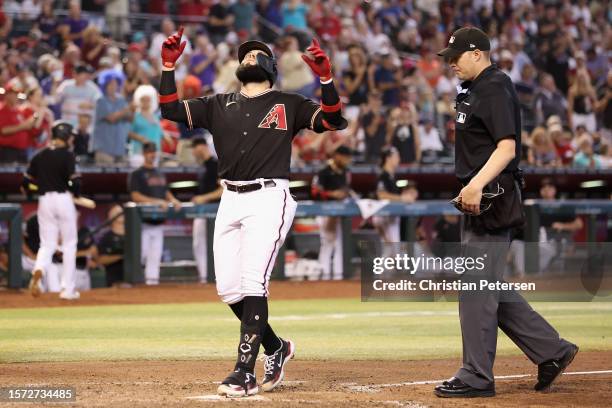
top-left (258, 104), bottom-right (287, 130)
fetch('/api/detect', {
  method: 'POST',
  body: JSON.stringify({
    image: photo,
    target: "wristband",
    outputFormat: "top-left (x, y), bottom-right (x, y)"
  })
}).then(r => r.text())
top-left (159, 92), bottom-right (178, 104)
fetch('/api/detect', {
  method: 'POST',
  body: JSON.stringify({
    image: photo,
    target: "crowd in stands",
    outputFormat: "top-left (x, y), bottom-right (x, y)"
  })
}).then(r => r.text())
top-left (0, 0), bottom-right (610, 169)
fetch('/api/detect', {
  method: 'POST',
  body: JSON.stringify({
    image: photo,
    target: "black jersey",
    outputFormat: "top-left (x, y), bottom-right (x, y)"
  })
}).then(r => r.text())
top-left (376, 171), bottom-right (401, 195)
top-left (312, 162), bottom-right (350, 200)
top-left (197, 157), bottom-right (219, 196)
top-left (128, 166), bottom-right (168, 200)
top-left (181, 89), bottom-right (320, 181)
top-left (454, 65), bottom-right (521, 182)
top-left (26, 146), bottom-right (76, 194)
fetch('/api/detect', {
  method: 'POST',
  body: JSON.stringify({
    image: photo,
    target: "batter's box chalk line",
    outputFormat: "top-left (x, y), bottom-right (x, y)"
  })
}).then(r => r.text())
top-left (342, 369), bottom-right (612, 392)
top-left (186, 395), bottom-right (269, 401)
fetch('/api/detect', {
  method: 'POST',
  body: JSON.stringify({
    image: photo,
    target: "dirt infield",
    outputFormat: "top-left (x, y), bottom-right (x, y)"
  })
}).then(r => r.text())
top-left (0, 280), bottom-right (361, 309)
top-left (0, 352), bottom-right (610, 407)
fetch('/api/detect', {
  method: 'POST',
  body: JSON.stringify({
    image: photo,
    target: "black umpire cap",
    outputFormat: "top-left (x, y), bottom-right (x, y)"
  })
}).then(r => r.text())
top-left (437, 27), bottom-right (490, 60)
top-left (238, 40), bottom-right (274, 63)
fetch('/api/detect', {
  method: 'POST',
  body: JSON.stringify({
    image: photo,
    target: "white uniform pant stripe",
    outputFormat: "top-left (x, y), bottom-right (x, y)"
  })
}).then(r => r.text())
top-left (262, 190), bottom-right (287, 295)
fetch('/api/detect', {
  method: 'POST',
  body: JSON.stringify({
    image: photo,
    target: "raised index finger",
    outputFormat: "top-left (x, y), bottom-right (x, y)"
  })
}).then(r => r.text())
top-left (176, 26), bottom-right (184, 40)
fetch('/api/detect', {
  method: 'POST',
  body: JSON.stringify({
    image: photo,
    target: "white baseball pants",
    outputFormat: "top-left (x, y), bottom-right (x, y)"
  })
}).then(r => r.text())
top-left (34, 192), bottom-right (78, 295)
top-left (213, 179), bottom-right (297, 304)
top-left (317, 216), bottom-right (344, 280)
top-left (193, 218), bottom-right (208, 283)
top-left (141, 224), bottom-right (164, 285)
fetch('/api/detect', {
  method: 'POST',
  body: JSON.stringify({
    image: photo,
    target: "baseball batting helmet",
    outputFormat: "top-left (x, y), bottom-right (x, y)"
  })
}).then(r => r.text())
top-left (51, 120), bottom-right (76, 142)
top-left (238, 40), bottom-right (277, 86)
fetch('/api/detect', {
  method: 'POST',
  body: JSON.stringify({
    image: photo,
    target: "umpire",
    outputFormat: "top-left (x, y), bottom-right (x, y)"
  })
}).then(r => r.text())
top-left (434, 27), bottom-right (578, 398)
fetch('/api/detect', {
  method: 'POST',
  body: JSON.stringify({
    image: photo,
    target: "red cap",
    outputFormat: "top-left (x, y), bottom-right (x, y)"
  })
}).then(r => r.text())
top-left (3, 82), bottom-right (21, 93)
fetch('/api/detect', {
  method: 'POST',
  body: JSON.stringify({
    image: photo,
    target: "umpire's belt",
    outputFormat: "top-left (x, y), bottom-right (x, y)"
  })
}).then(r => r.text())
top-left (224, 179), bottom-right (277, 193)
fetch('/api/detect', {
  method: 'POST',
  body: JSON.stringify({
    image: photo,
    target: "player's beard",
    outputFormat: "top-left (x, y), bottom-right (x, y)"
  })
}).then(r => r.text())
top-left (235, 64), bottom-right (269, 85)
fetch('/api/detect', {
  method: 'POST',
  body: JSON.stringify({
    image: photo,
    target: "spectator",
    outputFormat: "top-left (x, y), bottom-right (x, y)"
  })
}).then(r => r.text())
top-left (311, 1), bottom-right (341, 41)
top-left (514, 63), bottom-right (538, 132)
top-left (534, 73), bottom-right (568, 127)
top-left (585, 47), bottom-right (607, 85)
top-left (189, 34), bottom-right (217, 93)
top-left (417, 118), bottom-right (443, 161)
top-left (92, 70), bottom-right (132, 164)
top-left (58, 0), bottom-right (89, 48)
top-left (567, 69), bottom-right (597, 133)
top-left (20, 86), bottom-right (54, 157)
top-left (281, 0), bottom-right (308, 31)
top-left (388, 102), bottom-right (420, 165)
top-left (128, 142), bottom-right (181, 285)
top-left (595, 70), bottom-right (612, 145)
top-left (256, 0), bottom-right (283, 42)
top-left (416, 46), bottom-right (442, 89)
top-left (231, 0), bottom-right (256, 36)
top-left (149, 19), bottom-right (193, 80)
top-left (278, 35), bottom-right (315, 98)
top-left (573, 135), bottom-right (602, 169)
top-left (0, 83), bottom-right (35, 163)
top-left (97, 204), bottom-right (126, 287)
top-left (56, 64), bottom-right (101, 128)
top-left (527, 126), bottom-right (559, 167)
top-left (373, 51), bottom-right (401, 107)
top-left (81, 25), bottom-right (107, 70)
top-left (8, 63), bottom-right (39, 93)
top-left (122, 58), bottom-right (148, 100)
top-left (34, 0), bottom-right (59, 48)
top-left (342, 44), bottom-right (369, 121)
top-left (128, 85), bottom-right (164, 168)
top-left (360, 92), bottom-right (386, 163)
top-left (311, 145), bottom-right (353, 280)
top-left (73, 113), bottom-right (92, 161)
top-left (207, 0), bottom-right (235, 45)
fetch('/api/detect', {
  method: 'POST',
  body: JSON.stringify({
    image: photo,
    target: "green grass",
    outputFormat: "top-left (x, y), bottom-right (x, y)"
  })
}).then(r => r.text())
top-left (1, 300), bottom-right (611, 363)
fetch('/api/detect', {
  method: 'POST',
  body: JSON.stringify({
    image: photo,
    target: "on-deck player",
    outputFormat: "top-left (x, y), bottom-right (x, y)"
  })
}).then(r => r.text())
top-left (24, 121), bottom-right (81, 300)
top-left (159, 28), bottom-right (347, 397)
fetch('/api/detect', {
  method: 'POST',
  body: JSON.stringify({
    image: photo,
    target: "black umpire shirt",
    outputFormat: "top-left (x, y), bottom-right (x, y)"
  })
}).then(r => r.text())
top-left (26, 146), bottom-right (76, 194)
top-left (454, 64), bottom-right (521, 182)
top-left (182, 89), bottom-right (320, 181)
top-left (197, 157), bottom-right (219, 197)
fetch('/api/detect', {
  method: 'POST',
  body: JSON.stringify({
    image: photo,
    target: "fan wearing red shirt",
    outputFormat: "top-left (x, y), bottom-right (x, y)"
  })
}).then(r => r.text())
top-left (0, 84), bottom-right (36, 163)
top-left (20, 87), bottom-right (54, 151)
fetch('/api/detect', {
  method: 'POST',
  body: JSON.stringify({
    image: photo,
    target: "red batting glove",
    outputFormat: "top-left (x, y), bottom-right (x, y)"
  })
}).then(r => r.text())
top-left (161, 26), bottom-right (187, 69)
top-left (301, 38), bottom-right (332, 81)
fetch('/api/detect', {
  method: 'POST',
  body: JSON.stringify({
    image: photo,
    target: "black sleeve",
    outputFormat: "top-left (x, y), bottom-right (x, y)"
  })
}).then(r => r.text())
top-left (293, 94), bottom-right (321, 132)
top-left (26, 153), bottom-right (38, 179)
top-left (478, 89), bottom-right (517, 143)
top-left (159, 70), bottom-right (212, 130)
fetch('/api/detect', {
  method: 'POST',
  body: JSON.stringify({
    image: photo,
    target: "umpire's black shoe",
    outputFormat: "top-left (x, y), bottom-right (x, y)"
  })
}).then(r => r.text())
top-left (434, 377), bottom-right (495, 398)
top-left (534, 344), bottom-right (579, 391)
top-left (217, 368), bottom-right (258, 397)
top-left (261, 338), bottom-right (295, 392)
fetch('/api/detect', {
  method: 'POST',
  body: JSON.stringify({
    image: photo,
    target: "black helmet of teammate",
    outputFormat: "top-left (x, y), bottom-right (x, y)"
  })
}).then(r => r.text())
top-left (238, 40), bottom-right (277, 86)
top-left (51, 120), bottom-right (76, 142)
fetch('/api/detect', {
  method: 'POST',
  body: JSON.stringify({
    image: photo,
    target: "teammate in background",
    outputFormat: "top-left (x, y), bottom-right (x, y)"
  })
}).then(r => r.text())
top-left (97, 205), bottom-right (126, 287)
top-left (159, 27), bottom-right (347, 397)
top-left (435, 26), bottom-right (577, 398)
top-left (190, 136), bottom-right (222, 283)
top-left (311, 145), bottom-right (354, 280)
top-left (128, 142), bottom-right (181, 285)
top-left (24, 121), bottom-right (81, 300)
top-left (372, 147), bottom-right (416, 245)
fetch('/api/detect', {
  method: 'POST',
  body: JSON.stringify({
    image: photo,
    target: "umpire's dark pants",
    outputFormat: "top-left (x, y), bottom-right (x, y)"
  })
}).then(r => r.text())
top-left (455, 220), bottom-right (574, 389)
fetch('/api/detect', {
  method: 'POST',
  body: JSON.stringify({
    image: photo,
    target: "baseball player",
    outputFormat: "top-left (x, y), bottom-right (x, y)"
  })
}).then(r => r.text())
top-left (159, 28), bottom-right (347, 397)
top-left (311, 145), bottom-right (354, 280)
top-left (190, 136), bottom-right (222, 283)
top-left (24, 121), bottom-right (81, 300)
top-left (128, 142), bottom-right (182, 285)
top-left (435, 27), bottom-right (577, 397)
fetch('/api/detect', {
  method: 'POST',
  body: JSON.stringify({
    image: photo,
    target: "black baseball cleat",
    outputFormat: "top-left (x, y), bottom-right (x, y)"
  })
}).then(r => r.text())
top-left (261, 338), bottom-right (295, 392)
top-left (434, 377), bottom-right (495, 398)
top-left (217, 368), bottom-right (258, 397)
top-left (534, 344), bottom-right (579, 392)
